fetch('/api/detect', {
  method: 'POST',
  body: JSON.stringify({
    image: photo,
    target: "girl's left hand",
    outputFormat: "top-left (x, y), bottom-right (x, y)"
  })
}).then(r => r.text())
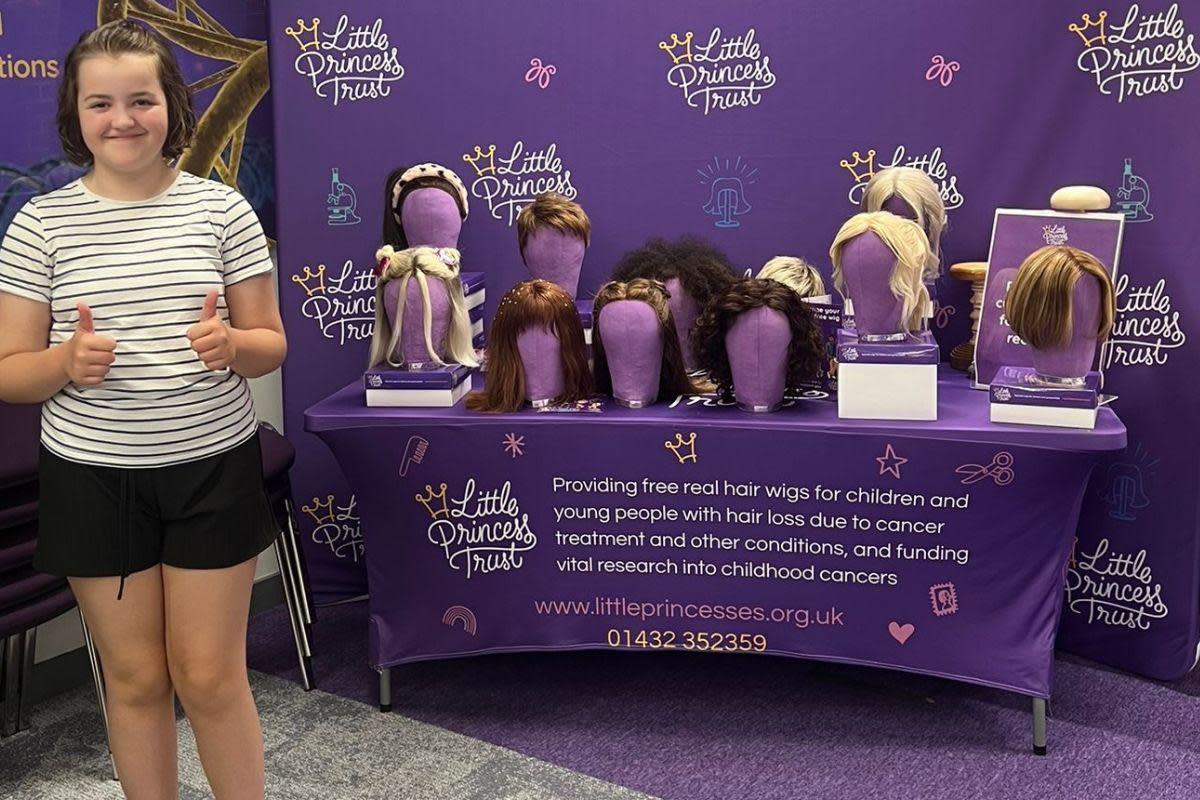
top-left (187, 290), bottom-right (237, 370)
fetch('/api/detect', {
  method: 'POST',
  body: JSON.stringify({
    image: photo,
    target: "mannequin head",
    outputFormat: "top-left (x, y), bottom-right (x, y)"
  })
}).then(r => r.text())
top-left (382, 163), bottom-right (469, 249)
top-left (592, 279), bottom-right (695, 404)
top-left (829, 212), bottom-right (930, 337)
top-left (1006, 245), bottom-right (1115, 381)
top-left (368, 246), bottom-right (478, 369)
top-left (517, 193), bottom-right (590, 299)
top-left (861, 167), bottom-right (945, 280)
top-left (466, 280), bottom-right (593, 412)
top-left (757, 256), bottom-right (826, 299)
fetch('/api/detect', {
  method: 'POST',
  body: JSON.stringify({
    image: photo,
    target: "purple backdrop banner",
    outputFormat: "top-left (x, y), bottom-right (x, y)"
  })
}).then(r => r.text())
top-left (266, 1), bottom-right (1200, 679)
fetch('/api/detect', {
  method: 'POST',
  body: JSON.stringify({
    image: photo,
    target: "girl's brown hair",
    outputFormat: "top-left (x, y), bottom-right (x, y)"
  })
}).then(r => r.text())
top-left (57, 20), bottom-right (196, 166)
top-left (692, 278), bottom-right (825, 398)
top-left (466, 280), bottom-right (593, 413)
top-left (592, 279), bottom-right (696, 402)
top-left (1005, 245), bottom-right (1116, 349)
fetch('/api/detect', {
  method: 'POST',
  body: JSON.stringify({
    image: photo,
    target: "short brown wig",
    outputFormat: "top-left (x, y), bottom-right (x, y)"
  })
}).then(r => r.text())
top-left (692, 279), bottom-right (825, 398)
top-left (466, 280), bottom-right (594, 413)
top-left (610, 236), bottom-right (738, 308)
top-left (591, 279), bottom-right (696, 402)
top-left (57, 20), bottom-right (196, 166)
top-left (516, 193), bottom-right (591, 255)
top-left (1006, 245), bottom-right (1116, 349)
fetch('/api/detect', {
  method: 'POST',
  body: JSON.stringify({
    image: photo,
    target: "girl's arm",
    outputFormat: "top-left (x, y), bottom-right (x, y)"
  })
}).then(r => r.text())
top-left (226, 273), bottom-right (287, 378)
top-left (0, 295), bottom-right (118, 403)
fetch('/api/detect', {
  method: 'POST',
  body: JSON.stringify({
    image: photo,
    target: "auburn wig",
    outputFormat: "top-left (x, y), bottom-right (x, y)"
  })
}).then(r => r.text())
top-left (382, 164), bottom-right (469, 249)
top-left (1006, 245), bottom-right (1116, 349)
top-left (466, 280), bottom-right (593, 412)
top-left (610, 236), bottom-right (738, 308)
top-left (757, 256), bottom-right (827, 298)
top-left (368, 246), bottom-right (478, 369)
top-left (517, 193), bottom-right (591, 255)
top-left (861, 167), bottom-right (945, 280)
top-left (829, 212), bottom-right (931, 333)
top-left (692, 279), bottom-right (825, 398)
top-left (591, 279), bottom-right (696, 401)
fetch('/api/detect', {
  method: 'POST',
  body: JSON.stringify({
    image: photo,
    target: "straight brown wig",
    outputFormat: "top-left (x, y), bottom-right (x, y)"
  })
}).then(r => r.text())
top-left (592, 279), bottom-right (696, 401)
top-left (466, 280), bottom-right (593, 413)
top-left (692, 279), bottom-right (825, 397)
top-left (57, 20), bottom-right (196, 166)
top-left (1006, 245), bottom-right (1116, 349)
top-left (610, 236), bottom-right (737, 307)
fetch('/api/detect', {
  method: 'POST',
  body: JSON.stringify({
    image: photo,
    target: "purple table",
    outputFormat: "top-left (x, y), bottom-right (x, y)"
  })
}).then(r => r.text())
top-left (306, 369), bottom-right (1125, 753)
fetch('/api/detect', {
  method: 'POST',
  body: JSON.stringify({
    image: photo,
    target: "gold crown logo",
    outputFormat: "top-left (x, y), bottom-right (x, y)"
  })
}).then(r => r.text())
top-left (285, 18), bottom-right (321, 51)
top-left (462, 145), bottom-right (497, 177)
top-left (1068, 11), bottom-right (1107, 47)
top-left (840, 149), bottom-right (876, 183)
top-left (291, 264), bottom-right (327, 297)
top-left (658, 32), bottom-right (694, 64)
top-left (665, 432), bottom-right (698, 464)
top-left (301, 494), bottom-right (336, 525)
top-left (416, 483), bottom-right (450, 519)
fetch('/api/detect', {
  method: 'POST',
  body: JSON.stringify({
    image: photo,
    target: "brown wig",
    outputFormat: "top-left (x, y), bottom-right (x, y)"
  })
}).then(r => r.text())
top-left (466, 280), bottom-right (593, 412)
top-left (610, 236), bottom-right (738, 307)
top-left (382, 165), bottom-right (468, 249)
top-left (692, 279), bottom-right (825, 397)
top-left (57, 20), bottom-right (196, 166)
top-left (517, 193), bottom-right (591, 255)
top-left (1006, 245), bottom-right (1116, 349)
top-left (592, 279), bottom-right (696, 401)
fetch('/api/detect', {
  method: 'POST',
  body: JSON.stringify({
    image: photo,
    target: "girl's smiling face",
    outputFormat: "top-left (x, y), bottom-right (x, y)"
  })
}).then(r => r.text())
top-left (76, 53), bottom-right (170, 174)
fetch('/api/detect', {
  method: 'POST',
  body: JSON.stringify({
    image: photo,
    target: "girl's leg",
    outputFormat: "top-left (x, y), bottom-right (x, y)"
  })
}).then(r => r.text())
top-left (163, 556), bottom-right (264, 800)
top-left (70, 566), bottom-right (178, 800)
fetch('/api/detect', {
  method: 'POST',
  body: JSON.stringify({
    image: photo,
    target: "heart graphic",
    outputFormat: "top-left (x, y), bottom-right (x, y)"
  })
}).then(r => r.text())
top-left (888, 622), bottom-right (915, 644)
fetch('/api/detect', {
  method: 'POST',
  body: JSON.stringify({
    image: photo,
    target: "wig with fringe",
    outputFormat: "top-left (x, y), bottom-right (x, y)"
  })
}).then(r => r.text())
top-left (610, 236), bottom-right (738, 308)
top-left (757, 256), bottom-right (827, 298)
top-left (465, 280), bottom-right (593, 413)
top-left (1006, 245), bottom-right (1116, 350)
top-left (829, 212), bottom-right (931, 334)
top-left (860, 167), bottom-right (945, 281)
top-left (592, 279), bottom-right (696, 402)
top-left (368, 246), bottom-right (479, 369)
top-left (692, 279), bottom-right (825, 398)
top-left (382, 165), bottom-right (468, 249)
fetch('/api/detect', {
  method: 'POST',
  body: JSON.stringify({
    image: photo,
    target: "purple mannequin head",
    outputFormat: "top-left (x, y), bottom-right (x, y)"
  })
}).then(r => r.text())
top-left (516, 325), bottom-right (565, 406)
top-left (861, 166), bottom-right (946, 280)
top-left (830, 212), bottom-right (930, 341)
top-left (726, 306), bottom-right (791, 412)
top-left (401, 188), bottom-right (462, 248)
top-left (383, 163), bottom-right (469, 249)
top-left (517, 194), bottom-right (590, 299)
top-left (384, 277), bottom-right (451, 366)
top-left (598, 301), bottom-right (664, 407)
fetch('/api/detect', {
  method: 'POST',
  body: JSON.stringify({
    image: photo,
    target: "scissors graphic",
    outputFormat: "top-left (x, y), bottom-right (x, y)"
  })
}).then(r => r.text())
top-left (956, 451), bottom-right (1014, 485)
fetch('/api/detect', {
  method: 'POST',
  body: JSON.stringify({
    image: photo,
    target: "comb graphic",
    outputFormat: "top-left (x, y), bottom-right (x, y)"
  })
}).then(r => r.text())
top-left (400, 435), bottom-right (429, 477)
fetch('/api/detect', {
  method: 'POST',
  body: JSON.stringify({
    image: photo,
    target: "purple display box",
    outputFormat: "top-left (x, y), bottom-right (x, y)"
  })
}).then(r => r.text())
top-left (462, 271), bottom-right (485, 297)
top-left (990, 367), bottom-right (1100, 410)
top-left (837, 330), bottom-right (939, 365)
top-left (802, 299), bottom-right (843, 394)
top-left (364, 363), bottom-right (475, 391)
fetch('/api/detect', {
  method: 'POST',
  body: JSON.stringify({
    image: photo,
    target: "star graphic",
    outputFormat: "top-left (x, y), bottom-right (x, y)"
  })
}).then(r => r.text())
top-left (876, 443), bottom-right (907, 479)
top-left (502, 433), bottom-right (525, 458)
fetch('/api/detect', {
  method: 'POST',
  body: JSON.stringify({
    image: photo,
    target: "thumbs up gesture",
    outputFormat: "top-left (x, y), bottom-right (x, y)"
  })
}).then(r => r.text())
top-left (62, 303), bottom-right (118, 387)
top-left (187, 290), bottom-right (237, 371)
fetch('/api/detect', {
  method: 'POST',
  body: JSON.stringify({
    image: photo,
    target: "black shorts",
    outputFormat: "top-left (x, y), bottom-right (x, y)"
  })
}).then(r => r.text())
top-left (34, 434), bottom-right (277, 590)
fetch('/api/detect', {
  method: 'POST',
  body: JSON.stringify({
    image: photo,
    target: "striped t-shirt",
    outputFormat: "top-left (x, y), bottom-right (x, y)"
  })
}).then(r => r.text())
top-left (0, 171), bottom-right (274, 468)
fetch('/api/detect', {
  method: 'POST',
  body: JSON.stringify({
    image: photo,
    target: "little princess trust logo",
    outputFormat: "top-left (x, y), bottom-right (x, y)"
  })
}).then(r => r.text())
top-left (659, 27), bottom-right (777, 114)
top-left (1069, 4), bottom-right (1199, 102)
top-left (841, 145), bottom-right (964, 209)
top-left (419, 480), bottom-right (537, 579)
top-left (1042, 224), bottom-right (1069, 245)
top-left (292, 260), bottom-right (376, 345)
top-left (462, 141), bottom-right (578, 226)
top-left (301, 494), bottom-right (364, 563)
top-left (286, 15), bottom-right (404, 105)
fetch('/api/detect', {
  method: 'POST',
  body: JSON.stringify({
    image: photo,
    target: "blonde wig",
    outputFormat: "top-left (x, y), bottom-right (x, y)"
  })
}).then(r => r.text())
top-left (592, 279), bottom-right (696, 401)
top-left (1005, 245), bottom-right (1116, 349)
top-left (861, 167), bottom-right (945, 280)
top-left (829, 212), bottom-right (931, 333)
top-left (466, 280), bottom-right (593, 413)
top-left (757, 256), bottom-right (826, 298)
top-left (517, 193), bottom-right (591, 254)
top-left (368, 246), bottom-right (479, 369)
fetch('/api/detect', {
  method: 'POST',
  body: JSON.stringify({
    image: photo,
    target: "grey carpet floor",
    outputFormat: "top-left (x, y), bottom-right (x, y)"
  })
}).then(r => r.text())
top-left (0, 670), bottom-right (658, 800)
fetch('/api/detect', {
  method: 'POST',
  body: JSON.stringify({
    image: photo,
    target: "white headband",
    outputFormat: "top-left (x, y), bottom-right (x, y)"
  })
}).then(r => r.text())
top-left (391, 163), bottom-right (469, 221)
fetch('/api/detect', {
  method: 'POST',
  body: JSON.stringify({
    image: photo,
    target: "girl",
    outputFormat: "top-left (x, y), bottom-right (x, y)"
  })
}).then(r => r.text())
top-left (0, 20), bottom-right (284, 800)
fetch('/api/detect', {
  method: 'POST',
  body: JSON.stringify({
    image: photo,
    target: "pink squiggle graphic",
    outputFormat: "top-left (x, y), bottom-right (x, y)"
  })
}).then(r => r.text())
top-left (955, 451), bottom-right (1014, 486)
top-left (525, 57), bottom-right (556, 89)
top-left (925, 54), bottom-right (960, 87)
top-left (933, 301), bottom-right (956, 330)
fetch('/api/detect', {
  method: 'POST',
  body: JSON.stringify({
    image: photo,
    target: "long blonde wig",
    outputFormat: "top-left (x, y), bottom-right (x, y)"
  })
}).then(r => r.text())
top-left (1005, 245), bottom-right (1115, 349)
top-left (829, 212), bottom-right (931, 333)
top-left (757, 256), bottom-right (826, 298)
top-left (368, 245), bottom-right (479, 368)
top-left (861, 167), bottom-right (945, 280)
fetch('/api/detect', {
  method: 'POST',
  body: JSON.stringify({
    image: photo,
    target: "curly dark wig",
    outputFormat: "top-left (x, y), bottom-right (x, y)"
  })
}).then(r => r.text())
top-left (592, 278), bottom-right (696, 402)
top-left (691, 279), bottom-right (825, 398)
top-left (610, 236), bottom-right (738, 308)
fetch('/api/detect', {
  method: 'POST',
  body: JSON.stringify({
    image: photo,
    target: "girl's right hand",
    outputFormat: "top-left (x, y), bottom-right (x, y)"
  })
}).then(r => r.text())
top-left (62, 303), bottom-right (117, 387)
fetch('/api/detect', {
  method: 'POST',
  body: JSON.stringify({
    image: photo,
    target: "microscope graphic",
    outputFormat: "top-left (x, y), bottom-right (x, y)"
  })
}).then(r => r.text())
top-left (326, 168), bottom-right (361, 226)
top-left (1116, 158), bottom-right (1153, 223)
top-left (699, 156), bottom-right (757, 229)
